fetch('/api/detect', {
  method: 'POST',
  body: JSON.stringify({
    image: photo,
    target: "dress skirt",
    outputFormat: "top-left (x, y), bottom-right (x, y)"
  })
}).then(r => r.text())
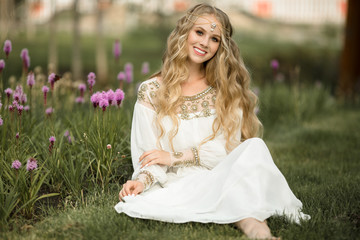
top-left (114, 138), bottom-right (310, 224)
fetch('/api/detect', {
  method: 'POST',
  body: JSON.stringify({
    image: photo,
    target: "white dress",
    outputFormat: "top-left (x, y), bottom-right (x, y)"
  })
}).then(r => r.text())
top-left (114, 78), bottom-right (310, 224)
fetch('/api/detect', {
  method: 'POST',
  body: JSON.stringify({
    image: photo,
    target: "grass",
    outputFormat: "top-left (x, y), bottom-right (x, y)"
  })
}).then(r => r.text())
top-left (1, 107), bottom-right (359, 240)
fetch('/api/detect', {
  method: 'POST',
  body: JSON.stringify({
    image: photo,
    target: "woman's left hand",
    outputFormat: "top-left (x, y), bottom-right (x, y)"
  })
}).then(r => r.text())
top-left (139, 149), bottom-right (171, 168)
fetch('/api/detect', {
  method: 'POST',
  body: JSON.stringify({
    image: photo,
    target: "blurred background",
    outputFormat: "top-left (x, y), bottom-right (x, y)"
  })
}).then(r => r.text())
top-left (0, 0), bottom-right (358, 101)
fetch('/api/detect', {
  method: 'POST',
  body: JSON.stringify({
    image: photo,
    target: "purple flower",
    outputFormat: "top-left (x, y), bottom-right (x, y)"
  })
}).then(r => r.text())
top-left (78, 83), bottom-right (86, 97)
top-left (49, 136), bottom-right (56, 145)
top-left (20, 94), bottom-right (27, 104)
top-left (87, 72), bottom-right (96, 89)
top-left (24, 105), bottom-right (30, 111)
top-left (113, 40), bottom-right (121, 60)
top-left (27, 72), bottom-right (35, 88)
top-left (141, 62), bottom-right (150, 75)
top-left (15, 132), bottom-right (19, 139)
top-left (8, 105), bottom-right (14, 112)
top-left (75, 96), bottom-right (84, 103)
top-left (106, 89), bottom-right (115, 105)
top-left (45, 107), bottom-right (54, 116)
top-left (64, 130), bottom-right (70, 137)
top-left (17, 105), bottom-right (24, 116)
top-left (117, 72), bottom-right (126, 81)
top-left (0, 116), bottom-right (3, 126)
top-left (5, 88), bottom-right (12, 100)
top-left (26, 158), bottom-right (37, 171)
top-left (90, 92), bottom-right (101, 108)
top-left (0, 59), bottom-right (5, 73)
top-left (270, 59), bottom-right (279, 70)
top-left (115, 89), bottom-right (125, 106)
top-left (99, 98), bottom-right (109, 112)
top-left (20, 49), bottom-right (30, 70)
top-left (48, 73), bottom-right (57, 90)
top-left (12, 160), bottom-right (22, 169)
top-left (68, 136), bottom-right (72, 143)
top-left (42, 86), bottom-right (49, 105)
top-left (3, 40), bottom-right (12, 58)
top-left (124, 63), bottom-right (133, 83)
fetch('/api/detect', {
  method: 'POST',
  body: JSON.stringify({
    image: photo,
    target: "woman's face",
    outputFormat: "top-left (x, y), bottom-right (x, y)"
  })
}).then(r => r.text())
top-left (186, 14), bottom-right (221, 66)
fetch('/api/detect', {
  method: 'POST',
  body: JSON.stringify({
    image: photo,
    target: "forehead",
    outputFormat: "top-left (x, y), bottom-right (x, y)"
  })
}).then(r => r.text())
top-left (192, 14), bottom-right (221, 35)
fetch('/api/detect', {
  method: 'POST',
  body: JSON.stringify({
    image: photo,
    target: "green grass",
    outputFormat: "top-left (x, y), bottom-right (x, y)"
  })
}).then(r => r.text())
top-left (1, 107), bottom-right (359, 240)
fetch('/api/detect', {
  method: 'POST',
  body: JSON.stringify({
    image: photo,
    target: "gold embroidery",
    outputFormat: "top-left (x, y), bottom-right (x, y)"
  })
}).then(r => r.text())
top-left (173, 152), bottom-right (183, 158)
top-left (136, 170), bottom-right (155, 190)
top-left (179, 88), bottom-right (216, 120)
top-left (171, 147), bottom-right (200, 167)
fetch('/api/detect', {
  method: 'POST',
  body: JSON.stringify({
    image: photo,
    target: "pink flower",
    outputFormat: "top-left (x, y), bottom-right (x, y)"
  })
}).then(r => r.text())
top-left (270, 59), bottom-right (279, 70)
top-left (113, 40), bottom-right (121, 60)
top-left (87, 72), bottom-right (96, 92)
top-left (26, 158), bottom-right (37, 171)
top-left (0, 59), bottom-right (5, 73)
top-left (68, 136), bottom-right (73, 143)
top-left (5, 88), bottom-right (12, 100)
top-left (3, 40), bottom-right (12, 58)
top-left (78, 83), bottom-right (86, 97)
top-left (20, 49), bottom-right (30, 70)
top-left (27, 72), bottom-right (35, 88)
top-left (117, 72), bottom-right (125, 81)
top-left (0, 116), bottom-right (3, 126)
top-left (8, 105), bottom-right (14, 112)
top-left (49, 136), bottom-right (56, 145)
top-left (48, 73), bottom-right (59, 90)
top-left (107, 144), bottom-right (111, 149)
top-left (20, 94), bottom-right (27, 104)
top-left (75, 96), bottom-right (84, 103)
top-left (42, 86), bottom-right (49, 105)
top-left (15, 132), bottom-right (19, 139)
top-left (0, 102), bottom-right (2, 110)
top-left (106, 89), bottom-right (115, 105)
top-left (115, 89), bottom-right (125, 106)
top-left (64, 130), bottom-right (70, 137)
top-left (45, 107), bottom-right (54, 116)
top-left (90, 92), bottom-right (101, 108)
top-left (141, 62), bottom-right (150, 75)
top-left (124, 63), bottom-right (133, 83)
top-left (99, 97), bottom-right (109, 112)
top-left (24, 105), bottom-right (30, 111)
top-left (11, 160), bottom-right (22, 169)
top-left (17, 105), bottom-right (24, 116)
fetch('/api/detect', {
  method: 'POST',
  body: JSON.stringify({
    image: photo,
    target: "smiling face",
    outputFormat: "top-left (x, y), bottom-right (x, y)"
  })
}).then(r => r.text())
top-left (186, 14), bottom-right (221, 66)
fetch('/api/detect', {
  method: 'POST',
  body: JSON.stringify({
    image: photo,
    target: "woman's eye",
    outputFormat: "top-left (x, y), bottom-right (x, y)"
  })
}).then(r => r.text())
top-left (196, 30), bottom-right (203, 36)
top-left (212, 37), bottom-right (219, 42)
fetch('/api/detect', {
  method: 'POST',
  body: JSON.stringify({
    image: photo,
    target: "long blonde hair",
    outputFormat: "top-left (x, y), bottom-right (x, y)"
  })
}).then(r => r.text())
top-left (151, 3), bottom-right (262, 152)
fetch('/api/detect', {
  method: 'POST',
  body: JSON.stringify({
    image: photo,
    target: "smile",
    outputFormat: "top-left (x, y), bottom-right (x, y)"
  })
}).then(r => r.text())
top-left (193, 47), bottom-right (206, 56)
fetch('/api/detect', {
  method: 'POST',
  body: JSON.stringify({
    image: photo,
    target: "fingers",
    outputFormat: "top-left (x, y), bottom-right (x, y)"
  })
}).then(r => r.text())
top-left (141, 156), bottom-right (158, 168)
top-left (132, 183), bottom-right (144, 195)
top-left (139, 150), bottom-right (157, 162)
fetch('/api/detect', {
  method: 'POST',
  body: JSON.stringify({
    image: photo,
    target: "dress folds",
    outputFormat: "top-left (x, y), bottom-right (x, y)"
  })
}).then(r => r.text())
top-left (114, 78), bottom-right (310, 224)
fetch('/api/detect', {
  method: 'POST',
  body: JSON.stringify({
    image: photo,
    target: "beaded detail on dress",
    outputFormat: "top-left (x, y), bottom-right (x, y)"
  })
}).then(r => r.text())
top-left (136, 78), bottom-right (216, 120)
top-left (178, 87), bottom-right (216, 120)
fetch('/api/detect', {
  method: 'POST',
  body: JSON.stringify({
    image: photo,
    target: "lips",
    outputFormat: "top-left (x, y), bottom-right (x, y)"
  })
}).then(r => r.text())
top-left (193, 47), bottom-right (207, 56)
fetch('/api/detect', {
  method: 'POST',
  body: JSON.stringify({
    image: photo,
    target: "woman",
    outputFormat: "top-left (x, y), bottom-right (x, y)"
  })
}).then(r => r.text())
top-left (115, 3), bottom-right (309, 239)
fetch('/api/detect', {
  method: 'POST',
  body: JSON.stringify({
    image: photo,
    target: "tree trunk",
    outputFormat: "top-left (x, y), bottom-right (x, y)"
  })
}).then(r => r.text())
top-left (0, 0), bottom-right (15, 42)
top-left (72, 0), bottom-right (82, 81)
top-left (338, 0), bottom-right (360, 101)
top-left (48, 0), bottom-right (58, 74)
top-left (96, 0), bottom-right (108, 87)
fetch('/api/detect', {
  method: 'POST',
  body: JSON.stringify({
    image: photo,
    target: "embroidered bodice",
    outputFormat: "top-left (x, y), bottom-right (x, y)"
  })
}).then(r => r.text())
top-left (137, 78), bottom-right (216, 120)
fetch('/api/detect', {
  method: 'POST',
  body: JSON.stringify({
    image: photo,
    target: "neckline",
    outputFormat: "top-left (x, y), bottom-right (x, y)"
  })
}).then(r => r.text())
top-left (181, 86), bottom-right (213, 101)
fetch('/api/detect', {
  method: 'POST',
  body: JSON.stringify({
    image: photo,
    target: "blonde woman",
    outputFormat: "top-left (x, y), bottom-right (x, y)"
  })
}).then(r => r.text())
top-left (115, 3), bottom-right (309, 239)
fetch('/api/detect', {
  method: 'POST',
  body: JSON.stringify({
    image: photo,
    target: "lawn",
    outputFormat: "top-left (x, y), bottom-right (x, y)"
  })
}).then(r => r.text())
top-left (1, 106), bottom-right (359, 240)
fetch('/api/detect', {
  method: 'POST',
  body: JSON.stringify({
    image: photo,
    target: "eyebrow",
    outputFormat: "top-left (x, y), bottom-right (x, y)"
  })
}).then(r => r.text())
top-left (195, 26), bottom-right (221, 38)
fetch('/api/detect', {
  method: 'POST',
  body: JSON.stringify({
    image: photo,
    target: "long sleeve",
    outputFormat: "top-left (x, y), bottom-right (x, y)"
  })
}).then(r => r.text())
top-left (131, 80), bottom-right (168, 190)
top-left (170, 109), bottom-right (243, 170)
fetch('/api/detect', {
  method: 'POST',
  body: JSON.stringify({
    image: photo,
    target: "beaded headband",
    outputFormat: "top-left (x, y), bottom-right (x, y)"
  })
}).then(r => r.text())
top-left (186, 12), bottom-right (229, 35)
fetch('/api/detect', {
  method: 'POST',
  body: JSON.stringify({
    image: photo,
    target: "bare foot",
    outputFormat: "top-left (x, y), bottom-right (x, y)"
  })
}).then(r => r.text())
top-left (234, 218), bottom-right (280, 239)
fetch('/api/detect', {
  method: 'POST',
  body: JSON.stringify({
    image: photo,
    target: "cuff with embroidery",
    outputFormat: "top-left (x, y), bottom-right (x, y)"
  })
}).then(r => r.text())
top-left (135, 170), bottom-right (155, 191)
top-left (170, 147), bottom-right (200, 167)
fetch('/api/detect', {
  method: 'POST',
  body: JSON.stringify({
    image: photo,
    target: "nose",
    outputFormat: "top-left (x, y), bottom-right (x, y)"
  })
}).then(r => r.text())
top-left (199, 36), bottom-right (210, 48)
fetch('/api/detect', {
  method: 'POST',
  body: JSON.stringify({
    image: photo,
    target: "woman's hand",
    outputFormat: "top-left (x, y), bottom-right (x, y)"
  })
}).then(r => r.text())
top-left (139, 149), bottom-right (171, 168)
top-left (119, 180), bottom-right (144, 201)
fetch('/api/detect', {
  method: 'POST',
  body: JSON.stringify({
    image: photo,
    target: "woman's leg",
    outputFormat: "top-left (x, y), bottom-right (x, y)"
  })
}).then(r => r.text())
top-left (234, 218), bottom-right (279, 239)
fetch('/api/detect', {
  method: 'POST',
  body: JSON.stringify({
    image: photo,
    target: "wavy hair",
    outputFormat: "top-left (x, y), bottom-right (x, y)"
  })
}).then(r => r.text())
top-left (151, 3), bottom-right (262, 152)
